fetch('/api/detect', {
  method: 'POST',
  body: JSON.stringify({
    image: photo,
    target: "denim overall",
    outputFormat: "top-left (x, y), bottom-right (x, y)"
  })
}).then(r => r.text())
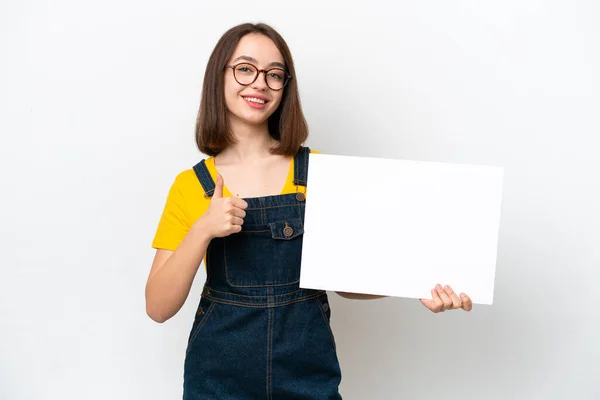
top-left (184, 147), bottom-right (342, 399)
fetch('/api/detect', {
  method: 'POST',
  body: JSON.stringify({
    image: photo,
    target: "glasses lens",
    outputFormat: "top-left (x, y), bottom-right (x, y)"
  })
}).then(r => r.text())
top-left (266, 69), bottom-right (287, 90)
top-left (233, 63), bottom-right (258, 85)
top-left (232, 63), bottom-right (289, 90)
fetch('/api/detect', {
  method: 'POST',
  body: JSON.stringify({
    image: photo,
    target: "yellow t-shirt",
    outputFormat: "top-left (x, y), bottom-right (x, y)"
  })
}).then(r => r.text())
top-left (152, 150), bottom-right (320, 250)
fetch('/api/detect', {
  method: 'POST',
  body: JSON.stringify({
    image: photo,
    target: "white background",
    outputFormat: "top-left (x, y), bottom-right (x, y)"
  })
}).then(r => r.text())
top-left (1, 1), bottom-right (598, 399)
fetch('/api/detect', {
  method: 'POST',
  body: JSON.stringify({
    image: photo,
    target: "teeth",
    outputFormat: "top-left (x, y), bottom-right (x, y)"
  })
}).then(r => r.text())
top-left (245, 97), bottom-right (266, 104)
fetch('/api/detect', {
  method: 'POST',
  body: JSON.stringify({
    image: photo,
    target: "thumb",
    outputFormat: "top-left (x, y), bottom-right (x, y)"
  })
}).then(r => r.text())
top-left (213, 174), bottom-right (224, 199)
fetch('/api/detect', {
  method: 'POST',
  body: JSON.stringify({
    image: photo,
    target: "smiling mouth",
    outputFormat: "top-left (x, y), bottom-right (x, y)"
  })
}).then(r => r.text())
top-left (242, 96), bottom-right (268, 105)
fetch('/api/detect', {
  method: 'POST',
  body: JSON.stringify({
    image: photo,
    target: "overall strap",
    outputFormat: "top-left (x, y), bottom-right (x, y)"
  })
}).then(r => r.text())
top-left (293, 146), bottom-right (311, 187)
top-left (192, 159), bottom-right (216, 198)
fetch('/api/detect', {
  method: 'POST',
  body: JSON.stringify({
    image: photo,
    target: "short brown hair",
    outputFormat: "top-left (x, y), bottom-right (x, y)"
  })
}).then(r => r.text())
top-left (195, 23), bottom-right (308, 157)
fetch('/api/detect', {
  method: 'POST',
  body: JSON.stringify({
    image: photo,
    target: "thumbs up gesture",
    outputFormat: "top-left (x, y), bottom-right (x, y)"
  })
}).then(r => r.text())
top-left (200, 174), bottom-right (248, 239)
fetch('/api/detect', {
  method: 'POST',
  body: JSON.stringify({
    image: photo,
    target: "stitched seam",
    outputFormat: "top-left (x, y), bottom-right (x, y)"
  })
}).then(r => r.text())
top-left (193, 160), bottom-right (216, 197)
top-left (246, 204), bottom-right (304, 210)
top-left (186, 302), bottom-right (216, 355)
top-left (206, 287), bottom-right (316, 298)
top-left (303, 147), bottom-right (308, 185)
top-left (193, 164), bottom-right (210, 195)
top-left (314, 298), bottom-right (337, 350)
top-left (205, 293), bottom-right (321, 308)
top-left (200, 160), bottom-right (216, 192)
top-left (303, 148), bottom-right (307, 181)
top-left (293, 148), bottom-right (299, 185)
top-left (267, 307), bottom-right (274, 400)
top-left (293, 147), bottom-right (309, 186)
top-left (224, 239), bottom-right (232, 286)
top-left (228, 279), bottom-right (300, 288)
top-left (271, 232), bottom-right (303, 240)
top-left (239, 221), bottom-right (303, 235)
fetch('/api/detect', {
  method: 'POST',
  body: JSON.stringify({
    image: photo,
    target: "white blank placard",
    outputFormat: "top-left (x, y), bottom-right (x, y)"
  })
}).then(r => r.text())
top-left (300, 153), bottom-right (504, 305)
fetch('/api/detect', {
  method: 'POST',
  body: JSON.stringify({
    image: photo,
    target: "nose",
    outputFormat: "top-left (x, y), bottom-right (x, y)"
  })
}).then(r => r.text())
top-left (251, 71), bottom-right (269, 90)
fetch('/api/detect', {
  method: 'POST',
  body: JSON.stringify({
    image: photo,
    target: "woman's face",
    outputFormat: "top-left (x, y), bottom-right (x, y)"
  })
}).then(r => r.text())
top-left (224, 34), bottom-right (286, 129)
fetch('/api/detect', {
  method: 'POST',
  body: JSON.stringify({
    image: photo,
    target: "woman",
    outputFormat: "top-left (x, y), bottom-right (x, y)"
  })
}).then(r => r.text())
top-left (145, 22), bottom-right (472, 399)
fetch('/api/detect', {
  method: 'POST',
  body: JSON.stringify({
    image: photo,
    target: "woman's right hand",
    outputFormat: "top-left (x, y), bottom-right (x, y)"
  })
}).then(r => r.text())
top-left (198, 174), bottom-right (248, 239)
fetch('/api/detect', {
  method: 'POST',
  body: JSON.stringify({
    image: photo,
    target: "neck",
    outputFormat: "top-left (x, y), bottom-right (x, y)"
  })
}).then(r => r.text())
top-left (221, 119), bottom-right (275, 162)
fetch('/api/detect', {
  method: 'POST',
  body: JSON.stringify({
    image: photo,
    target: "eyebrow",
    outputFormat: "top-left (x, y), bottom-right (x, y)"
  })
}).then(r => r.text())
top-left (232, 55), bottom-right (285, 69)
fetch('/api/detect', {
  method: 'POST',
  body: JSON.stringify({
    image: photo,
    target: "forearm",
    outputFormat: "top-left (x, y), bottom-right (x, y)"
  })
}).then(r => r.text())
top-left (335, 291), bottom-right (387, 300)
top-left (146, 220), bottom-right (212, 322)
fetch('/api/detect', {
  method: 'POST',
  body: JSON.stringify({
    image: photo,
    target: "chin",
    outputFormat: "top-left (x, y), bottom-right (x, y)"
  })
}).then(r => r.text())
top-left (239, 111), bottom-right (273, 126)
top-left (244, 117), bottom-right (270, 126)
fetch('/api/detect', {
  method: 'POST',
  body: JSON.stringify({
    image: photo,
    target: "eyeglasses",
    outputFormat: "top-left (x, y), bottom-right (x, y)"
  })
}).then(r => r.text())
top-left (226, 62), bottom-right (291, 91)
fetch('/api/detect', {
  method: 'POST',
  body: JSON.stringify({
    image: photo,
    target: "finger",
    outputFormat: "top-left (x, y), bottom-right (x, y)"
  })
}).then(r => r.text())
top-left (222, 221), bottom-right (242, 234)
top-left (227, 223), bottom-right (242, 234)
top-left (213, 174), bottom-right (224, 199)
top-left (231, 197), bottom-right (248, 210)
top-left (228, 216), bottom-right (244, 226)
top-left (444, 285), bottom-right (463, 309)
top-left (419, 297), bottom-right (433, 310)
top-left (436, 284), bottom-right (453, 311)
top-left (460, 293), bottom-right (473, 312)
top-left (230, 207), bottom-right (247, 219)
top-left (430, 288), bottom-right (444, 313)
top-left (224, 199), bottom-right (247, 217)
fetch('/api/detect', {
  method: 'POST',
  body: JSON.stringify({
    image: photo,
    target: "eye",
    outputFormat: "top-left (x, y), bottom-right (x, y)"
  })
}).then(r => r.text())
top-left (235, 64), bottom-right (256, 75)
top-left (268, 71), bottom-right (284, 80)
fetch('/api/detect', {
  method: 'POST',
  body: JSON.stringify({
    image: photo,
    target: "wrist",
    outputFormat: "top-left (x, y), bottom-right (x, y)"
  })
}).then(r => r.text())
top-left (191, 217), bottom-right (214, 244)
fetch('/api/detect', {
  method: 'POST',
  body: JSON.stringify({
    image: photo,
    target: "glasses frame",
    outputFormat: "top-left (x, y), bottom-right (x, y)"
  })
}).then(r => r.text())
top-left (226, 62), bottom-right (292, 91)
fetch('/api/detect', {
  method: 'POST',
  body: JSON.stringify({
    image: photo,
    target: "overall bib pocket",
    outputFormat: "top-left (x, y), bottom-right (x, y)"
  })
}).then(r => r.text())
top-left (223, 218), bottom-right (304, 287)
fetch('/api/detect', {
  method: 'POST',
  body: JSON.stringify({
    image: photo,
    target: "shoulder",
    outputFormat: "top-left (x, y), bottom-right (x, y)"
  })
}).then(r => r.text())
top-left (168, 162), bottom-right (208, 202)
top-left (171, 168), bottom-right (201, 191)
top-left (172, 157), bottom-right (214, 186)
